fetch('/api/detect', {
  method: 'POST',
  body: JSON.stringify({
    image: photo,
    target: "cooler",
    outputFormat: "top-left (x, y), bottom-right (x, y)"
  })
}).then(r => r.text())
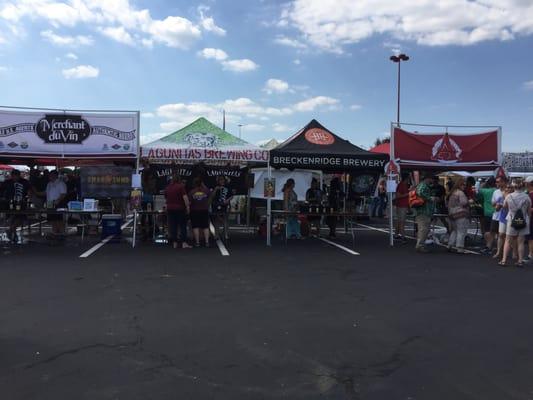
top-left (101, 214), bottom-right (122, 239)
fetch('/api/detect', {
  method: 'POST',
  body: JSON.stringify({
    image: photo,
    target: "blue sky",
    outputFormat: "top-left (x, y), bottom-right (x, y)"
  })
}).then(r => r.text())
top-left (0, 0), bottom-right (532, 151)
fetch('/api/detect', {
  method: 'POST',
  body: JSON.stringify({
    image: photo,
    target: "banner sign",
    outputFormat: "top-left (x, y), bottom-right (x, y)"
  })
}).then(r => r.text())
top-left (144, 147), bottom-right (269, 163)
top-left (502, 152), bottom-right (533, 172)
top-left (80, 166), bottom-right (133, 198)
top-left (0, 109), bottom-right (138, 158)
top-left (392, 128), bottom-right (500, 169)
top-left (264, 178), bottom-right (275, 198)
top-left (151, 165), bottom-right (249, 195)
top-left (271, 154), bottom-right (386, 170)
top-left (349, 174), bottom-right (379, 198)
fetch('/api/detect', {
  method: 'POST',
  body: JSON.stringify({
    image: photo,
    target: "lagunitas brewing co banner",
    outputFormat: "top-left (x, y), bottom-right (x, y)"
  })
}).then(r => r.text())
top-left (0, 109), bottom-right (138, 159)
top-left (392, 127), bottom-right (501, 170)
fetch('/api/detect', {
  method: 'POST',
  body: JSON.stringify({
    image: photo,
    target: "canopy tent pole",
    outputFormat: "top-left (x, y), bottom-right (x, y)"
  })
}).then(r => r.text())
top-left (135, 110), bottom-right (141, 174)
top-left (267, 159), bottom-right (272, 246)
top-left (389, 122), bottom-right (395, 247)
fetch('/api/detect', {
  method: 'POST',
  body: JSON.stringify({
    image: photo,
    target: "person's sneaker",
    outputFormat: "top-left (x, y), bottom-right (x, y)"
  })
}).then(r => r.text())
top-left (416, 246), bottom-right (430, 253)
top-left (480, 247), bottom-right (491, 255)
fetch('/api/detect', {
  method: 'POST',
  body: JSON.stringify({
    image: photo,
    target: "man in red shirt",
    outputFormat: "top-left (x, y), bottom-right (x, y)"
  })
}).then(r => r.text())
top-left (164, 174), bottom-right (191, 249)
top-left (394, 172), bottom-right (411, 243)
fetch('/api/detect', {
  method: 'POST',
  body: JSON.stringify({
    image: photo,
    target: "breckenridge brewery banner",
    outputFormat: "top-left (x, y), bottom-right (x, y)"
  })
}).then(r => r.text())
top-left (0, 109), bottom-right (138, 159)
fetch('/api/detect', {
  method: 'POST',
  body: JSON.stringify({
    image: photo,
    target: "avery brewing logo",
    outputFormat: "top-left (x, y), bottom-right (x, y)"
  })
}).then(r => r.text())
top-left (431, 133), bottom-right (462, 163)
top-left (36, 114), bottom-right (91, 144)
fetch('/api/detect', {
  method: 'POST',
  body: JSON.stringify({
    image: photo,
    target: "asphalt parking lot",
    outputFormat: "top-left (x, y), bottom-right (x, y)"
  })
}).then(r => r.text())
top-left (1, 223), bottom-right (533, 400)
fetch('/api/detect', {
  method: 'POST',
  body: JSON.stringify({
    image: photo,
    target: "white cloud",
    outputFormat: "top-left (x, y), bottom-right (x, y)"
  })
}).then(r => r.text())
top-left (2, 0), bottom-right (204, 50)
top-left (283, 0), bottom-right (533, 53)
top-left (99, 26), bottom-right (134, 45)
top-left (244, 124), bottom-right (265, 132)
top-left (264, 78), bottom-right (290, 94)
top-left (198, 47), bottom-right (258, 73)
top-left (221, 59), bottom-right (258, 72)
top-left (148, 16), bottom-right (201, 49)
top-left (293, 96), bottom-right (340, 112)
top-left (198, 47), bottom-right (228, 61)
top-left (293, 59), bottom-right (301, 65)
top-left (350, 104), bottom-right (362, 111)
top-left (65, 52), bottom-right (78, 60)
top-left (200, 16), bottom-right (226, 36)
top-left (524, 80), bottom-right (533, 90)
top-left (272, 123), bottom-right (291, 132)
top-left (62, 64), bottom-right (99, 79)
top-left (198, 5), bottom-right (226, 36)
top-left (41, 30), bottom-right (93, 47)
top-left (156, 95), bottom-right (341, 132)
top-left (274, 35), bottom-right (307, 49)
top-left (141, 131), bottom-right (166, 144)
top-left (141, 112), bottom-right (155, 118)
top-left (0, 66), bottom-right (8, 72)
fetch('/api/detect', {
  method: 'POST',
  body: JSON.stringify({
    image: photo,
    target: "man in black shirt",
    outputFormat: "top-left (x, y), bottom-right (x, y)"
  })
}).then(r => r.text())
top-left (4, 169), bottom-right (31, 243)
top-left (210, 176), bottom-right (234, 240)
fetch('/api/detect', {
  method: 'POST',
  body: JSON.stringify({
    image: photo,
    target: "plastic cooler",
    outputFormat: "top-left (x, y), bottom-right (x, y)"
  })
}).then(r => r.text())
top-left (101, 214), bottom-right (122, 240)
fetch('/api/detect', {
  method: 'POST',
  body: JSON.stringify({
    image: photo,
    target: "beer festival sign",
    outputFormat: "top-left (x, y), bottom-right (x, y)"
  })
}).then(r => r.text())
top-left (0, 109), bottom-right (138, 159)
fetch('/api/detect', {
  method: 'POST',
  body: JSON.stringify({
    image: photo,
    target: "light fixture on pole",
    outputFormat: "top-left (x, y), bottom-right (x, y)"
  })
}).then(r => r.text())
top-left (238, 124), bottom-right (246, 139)
top-left (389, 53), bottom-right (409, 126)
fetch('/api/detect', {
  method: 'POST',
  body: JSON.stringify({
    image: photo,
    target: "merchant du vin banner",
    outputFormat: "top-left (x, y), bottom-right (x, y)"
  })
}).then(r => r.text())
top-left (0, 109), bottom-right (138, 158)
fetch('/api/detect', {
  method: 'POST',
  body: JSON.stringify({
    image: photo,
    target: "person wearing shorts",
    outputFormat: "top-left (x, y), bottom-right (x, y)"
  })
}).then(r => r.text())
top-left (500, 179), bottom-right (532, 267)
top-left (188, 176), bottom-right (211, 247)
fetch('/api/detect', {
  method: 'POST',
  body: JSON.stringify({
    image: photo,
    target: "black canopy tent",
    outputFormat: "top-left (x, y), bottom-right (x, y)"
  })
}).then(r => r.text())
top-left (265, 119), bottom-right (389, 246)
top-left (270, 119), bottom-right (388, 171)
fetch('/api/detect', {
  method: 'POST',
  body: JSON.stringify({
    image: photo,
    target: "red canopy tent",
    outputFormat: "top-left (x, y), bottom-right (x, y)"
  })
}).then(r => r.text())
top-left (369, 142), bottom-right (390, 155)
top-left (391, 125), bottom-right (501, 171)
top-left (0, 164), bottom-right (13, 170)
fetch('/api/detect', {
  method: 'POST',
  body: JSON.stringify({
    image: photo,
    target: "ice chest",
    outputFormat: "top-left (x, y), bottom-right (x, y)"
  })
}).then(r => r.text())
top-left (101, 214), bottom-right (122, 239)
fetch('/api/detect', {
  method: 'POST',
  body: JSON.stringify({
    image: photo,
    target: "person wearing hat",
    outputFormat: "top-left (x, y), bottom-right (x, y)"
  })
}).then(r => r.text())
top-left (526, 176), bottom-right (533, 261)
top-left (413, 173), bottom-right (437, 253)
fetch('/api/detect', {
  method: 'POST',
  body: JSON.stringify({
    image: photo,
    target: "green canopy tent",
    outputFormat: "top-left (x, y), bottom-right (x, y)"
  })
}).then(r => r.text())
top-left (141, 117), bottom-right (269, 164)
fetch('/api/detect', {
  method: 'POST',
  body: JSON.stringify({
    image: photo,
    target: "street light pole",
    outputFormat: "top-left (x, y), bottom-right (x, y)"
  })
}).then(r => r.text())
top-left (389, 53), bottom-right (409, 126)
top-left (388, 53), bottom-right (409, 248)
top-left (238, 124), bottom-right (246, 139)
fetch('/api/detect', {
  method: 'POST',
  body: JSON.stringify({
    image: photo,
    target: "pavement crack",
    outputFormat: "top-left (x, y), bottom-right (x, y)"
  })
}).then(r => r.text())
top-left (24, 338), bottom-right (142, 370)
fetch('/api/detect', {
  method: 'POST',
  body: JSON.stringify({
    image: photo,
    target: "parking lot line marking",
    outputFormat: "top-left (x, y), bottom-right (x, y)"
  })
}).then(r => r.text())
top-left (318, 237), bottom-right (360, 256)
top-left (209, 222), bottom-right (229, 256)
top-left (357, 222), bottom-right (481, 255)
top-left (79, 220), bottom-right (132, 258)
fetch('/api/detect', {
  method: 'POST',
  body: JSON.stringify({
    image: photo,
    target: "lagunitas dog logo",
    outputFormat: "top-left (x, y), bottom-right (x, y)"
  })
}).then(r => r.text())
top-left (431, 133), bottom-right (462, 163)
top-left (305, 128), bottom-right (335, 145)
top-left (184, 132), bottom-right (218, 148)
top-left (36, 114), bottom-right (91, 144)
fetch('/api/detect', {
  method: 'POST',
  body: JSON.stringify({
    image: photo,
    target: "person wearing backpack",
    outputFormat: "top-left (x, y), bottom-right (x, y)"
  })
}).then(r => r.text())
top-left (500, 179), bottom-right (532, 267)
top-left (413, 174), bottom-right (437, 253)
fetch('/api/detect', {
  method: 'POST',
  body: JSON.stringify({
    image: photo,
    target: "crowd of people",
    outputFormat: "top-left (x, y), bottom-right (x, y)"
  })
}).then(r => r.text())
top-left (140, 165), bottom-right (235, 249)
top-left (0, 169), bottom-right (73, 242)
top-left (399, 172), bottom-right (533, 266)
top-left (280, 177), bottom-right (345, 239)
